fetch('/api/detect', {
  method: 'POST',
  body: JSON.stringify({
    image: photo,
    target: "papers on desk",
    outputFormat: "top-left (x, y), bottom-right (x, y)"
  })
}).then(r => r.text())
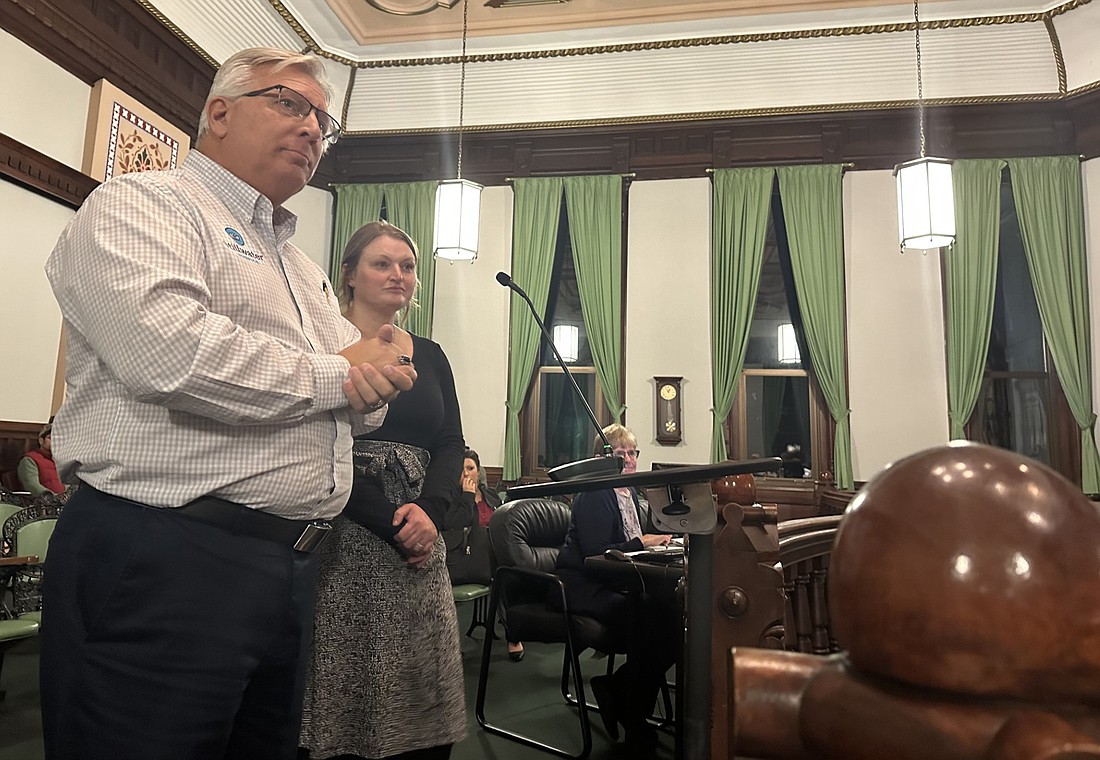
top-left (626, 545), bottom-right (685, 563)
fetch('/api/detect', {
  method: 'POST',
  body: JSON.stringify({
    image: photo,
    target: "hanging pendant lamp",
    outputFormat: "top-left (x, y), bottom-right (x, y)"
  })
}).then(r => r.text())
top-left (894, 0), bottom-right (955, 252)
top-left (433, 0), bottom-right (483, 261)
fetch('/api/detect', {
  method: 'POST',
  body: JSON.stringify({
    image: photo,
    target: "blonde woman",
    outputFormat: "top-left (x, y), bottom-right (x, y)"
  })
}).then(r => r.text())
top-left (300, 221), bottom-right (466, 760)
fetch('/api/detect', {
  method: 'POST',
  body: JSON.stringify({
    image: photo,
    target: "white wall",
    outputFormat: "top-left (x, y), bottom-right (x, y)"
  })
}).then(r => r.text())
top-left (1086, 158), bottom-right (1100, 424)
top-left (433, 186), bottom-right (513, 468)
top-left (845, 170), bottom-right (950, 480)
top-left (0, 28), bottom-right (88, 169)
top-left (625, 178), bottom-right (713, 467)
top-left (0, 29), bottom-right (87, 424)
top-left (285, 184), bottom-right (334, 271)
top-left (0, 183), bottom-right (73, 422)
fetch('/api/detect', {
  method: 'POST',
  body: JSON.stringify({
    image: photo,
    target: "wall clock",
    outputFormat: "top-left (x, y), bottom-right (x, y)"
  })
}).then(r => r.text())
top-left (654, 376), bottom-right (683, 445)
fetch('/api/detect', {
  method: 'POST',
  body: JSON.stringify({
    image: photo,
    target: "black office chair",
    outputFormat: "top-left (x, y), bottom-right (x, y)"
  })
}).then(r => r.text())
top-left (475, 498), bottom-right (625, 759)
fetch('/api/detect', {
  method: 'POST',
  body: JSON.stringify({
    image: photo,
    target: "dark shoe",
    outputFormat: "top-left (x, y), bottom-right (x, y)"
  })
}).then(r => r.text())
top-left (590, 675), bottom-right (621, 740)
top-left (624, 722), bottom-right (659, 758)
top-left (507, 642), bottom-right (525, 662)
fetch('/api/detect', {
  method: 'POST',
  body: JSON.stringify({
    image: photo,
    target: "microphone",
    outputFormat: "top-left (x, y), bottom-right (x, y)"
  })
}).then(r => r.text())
top-left (496, 271), bottom-right (623, 482)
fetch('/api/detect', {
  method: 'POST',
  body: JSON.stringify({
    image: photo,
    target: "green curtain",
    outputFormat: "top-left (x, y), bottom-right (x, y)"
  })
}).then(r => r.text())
top-left (503, 177), bottom-right (564, 480)
top-left (382, 181), bottom-right (438, 337)
top-left (945, 159), bottom-right (1005, 439)
top-left (330, 184), bottom-right (385, 286)
top-left (1006, 156), bottom-right (1100, 492)
top-left (710, 168), bottom-right (774, 462)
top-left (776, 165), bottom-right (853, 488)
top-left (563, 175), bottom-right (625, 422)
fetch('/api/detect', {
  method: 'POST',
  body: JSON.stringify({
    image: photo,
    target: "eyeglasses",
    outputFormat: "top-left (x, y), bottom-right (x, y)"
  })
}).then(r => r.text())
top-left (240, 84), bottom-right (342, 145)
top-left (612, 448), bottom-right (640, 459)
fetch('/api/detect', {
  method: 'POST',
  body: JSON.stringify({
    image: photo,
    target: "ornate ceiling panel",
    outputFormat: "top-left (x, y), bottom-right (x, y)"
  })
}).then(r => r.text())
top-left (139, 0), bottom-right (1097, 135)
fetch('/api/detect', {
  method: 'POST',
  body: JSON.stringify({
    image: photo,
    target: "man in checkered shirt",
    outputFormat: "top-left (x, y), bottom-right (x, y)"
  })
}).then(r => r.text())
top-left (40, 47), bottom-right (414, 760)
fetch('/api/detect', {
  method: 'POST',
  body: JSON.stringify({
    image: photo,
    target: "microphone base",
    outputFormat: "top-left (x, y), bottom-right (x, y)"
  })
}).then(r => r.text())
top-left (547, 456), bottom-right (624, 482)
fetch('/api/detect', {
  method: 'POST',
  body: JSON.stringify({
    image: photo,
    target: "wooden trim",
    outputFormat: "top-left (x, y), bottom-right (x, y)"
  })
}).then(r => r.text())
top-left (0, 133), bottom-right (98, 208)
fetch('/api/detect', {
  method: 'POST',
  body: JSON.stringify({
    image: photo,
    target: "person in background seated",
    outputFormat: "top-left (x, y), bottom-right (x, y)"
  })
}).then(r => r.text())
top-left (459, 449), bottom-right (501, 528)
top-left (18, 423), bottom-right (64, 495)
top-left (458, 449), bottom-right (525, 661)
top-left (300, 220), bottom-right (466, 760)
top-left (554, 423), bottom-right (676, 757)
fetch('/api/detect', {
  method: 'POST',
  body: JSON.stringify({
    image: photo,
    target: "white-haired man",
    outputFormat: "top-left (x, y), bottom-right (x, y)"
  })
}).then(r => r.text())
top-left (41, 47), bottom-right (412, 759)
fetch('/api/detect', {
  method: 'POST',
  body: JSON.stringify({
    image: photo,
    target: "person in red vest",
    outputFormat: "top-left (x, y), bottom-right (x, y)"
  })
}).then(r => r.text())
top-left (18, 423), bottom-right (65, 495)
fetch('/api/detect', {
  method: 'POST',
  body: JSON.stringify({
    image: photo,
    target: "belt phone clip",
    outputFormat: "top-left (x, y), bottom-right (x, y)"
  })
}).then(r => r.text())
top-left (293, 520), bottom-right (333, 553)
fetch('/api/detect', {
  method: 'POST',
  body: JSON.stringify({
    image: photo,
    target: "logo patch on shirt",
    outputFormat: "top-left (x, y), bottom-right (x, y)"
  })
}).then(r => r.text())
top-left (223, 227), bottom-right (264, 264)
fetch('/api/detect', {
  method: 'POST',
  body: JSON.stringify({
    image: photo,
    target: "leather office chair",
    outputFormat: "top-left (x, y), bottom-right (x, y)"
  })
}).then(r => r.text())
top-left (475, 498), bottom-right (625, 760)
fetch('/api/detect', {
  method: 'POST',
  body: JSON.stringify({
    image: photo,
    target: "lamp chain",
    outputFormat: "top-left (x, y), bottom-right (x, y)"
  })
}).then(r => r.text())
top-left (915, 0), bottom-right (924, 159)
top-left (457, 0), bottom-right (468, 180)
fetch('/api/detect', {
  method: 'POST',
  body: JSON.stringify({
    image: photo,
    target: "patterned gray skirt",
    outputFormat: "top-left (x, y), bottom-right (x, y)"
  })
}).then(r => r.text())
top-left (299, 440), bottom-right (466, 758)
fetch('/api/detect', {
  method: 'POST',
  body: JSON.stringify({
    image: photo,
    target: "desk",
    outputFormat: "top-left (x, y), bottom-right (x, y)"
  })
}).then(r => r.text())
top-left (0, 556), bottom-right (39, 567)
top-left (583, 553), bottom-right (684, 590)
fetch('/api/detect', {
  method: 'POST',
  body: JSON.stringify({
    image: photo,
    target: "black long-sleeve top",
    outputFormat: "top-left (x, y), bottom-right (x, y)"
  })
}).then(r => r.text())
top-left (341, 334), bottom-right (465, 544)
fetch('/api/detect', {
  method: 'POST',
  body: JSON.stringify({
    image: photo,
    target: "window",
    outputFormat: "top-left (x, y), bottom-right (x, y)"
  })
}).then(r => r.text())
top-left (965, 173), bottom-right (1077, 479)
top-left (520, 197), bottom-right (614, 476)
top-left (725, 184), bottom-right (832, 479)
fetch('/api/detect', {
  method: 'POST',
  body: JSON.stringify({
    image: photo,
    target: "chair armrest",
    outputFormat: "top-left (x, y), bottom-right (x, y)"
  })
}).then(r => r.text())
top-left (493, 565), bottom-right (573, 618)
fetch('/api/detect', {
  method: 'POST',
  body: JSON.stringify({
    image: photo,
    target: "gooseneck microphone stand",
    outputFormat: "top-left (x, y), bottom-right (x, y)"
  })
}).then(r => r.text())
top-left (496, 271), bottom-right (623, 481)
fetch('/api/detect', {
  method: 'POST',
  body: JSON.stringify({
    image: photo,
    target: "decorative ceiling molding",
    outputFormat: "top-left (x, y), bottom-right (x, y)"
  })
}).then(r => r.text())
top-left (275, 2), bottom-right (1092, 69)
top-left (484, 0), bottom-right (572, 7)
top-left (365, 0), bottom-right (458, 14)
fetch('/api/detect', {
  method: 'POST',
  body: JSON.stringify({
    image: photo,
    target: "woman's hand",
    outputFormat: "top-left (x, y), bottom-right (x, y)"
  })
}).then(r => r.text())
top-left (393, 502), bottom-right (438, 567)
top-left (460, 472), bottom-right (478, 494)
top-left (641, 533), bottom-right (671, 548)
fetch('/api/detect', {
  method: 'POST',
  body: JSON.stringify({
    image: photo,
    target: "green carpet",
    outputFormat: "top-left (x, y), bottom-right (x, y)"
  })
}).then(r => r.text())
top-left (0, 603), bottom-right (674, 759)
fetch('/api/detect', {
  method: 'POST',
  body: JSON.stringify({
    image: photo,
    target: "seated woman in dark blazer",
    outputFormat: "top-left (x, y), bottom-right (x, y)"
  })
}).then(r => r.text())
top-left (554, 424), bottom-right (676, 756)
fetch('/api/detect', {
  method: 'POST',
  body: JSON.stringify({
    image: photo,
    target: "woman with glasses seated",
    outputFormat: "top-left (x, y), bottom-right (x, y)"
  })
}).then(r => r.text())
top-left (554, 423), bottom-right (676, 758)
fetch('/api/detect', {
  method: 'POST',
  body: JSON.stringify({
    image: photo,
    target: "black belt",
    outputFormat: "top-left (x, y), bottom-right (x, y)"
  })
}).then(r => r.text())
top-left (175, 496), bottom-right (332, 554)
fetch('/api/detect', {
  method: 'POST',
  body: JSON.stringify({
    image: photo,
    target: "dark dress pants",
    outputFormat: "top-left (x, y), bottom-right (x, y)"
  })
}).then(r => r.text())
top-left (40, 487), bottom-right (320, 760)
top-left (561, 569), bottom-right (679, 739)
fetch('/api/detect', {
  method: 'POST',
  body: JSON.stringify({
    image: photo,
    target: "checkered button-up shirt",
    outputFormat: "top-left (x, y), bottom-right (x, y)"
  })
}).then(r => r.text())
top-left (45, 151), bottom-right (383, 519)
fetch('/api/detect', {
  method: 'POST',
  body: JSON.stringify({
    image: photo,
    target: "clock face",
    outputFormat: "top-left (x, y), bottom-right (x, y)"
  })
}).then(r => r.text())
top-left (660, 383), bottom-right (678, 401)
